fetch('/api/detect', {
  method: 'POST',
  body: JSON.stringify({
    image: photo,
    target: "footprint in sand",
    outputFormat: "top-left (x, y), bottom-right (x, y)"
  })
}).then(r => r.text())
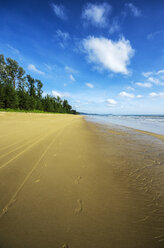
top-left (61, 244), bottom-right (69, 248)
top-left (74, 199), bottom-right (83, 215)
top-left (34, 179), bottom-right (40, 183)
top-left (74, 176), bottom-right (82, 185)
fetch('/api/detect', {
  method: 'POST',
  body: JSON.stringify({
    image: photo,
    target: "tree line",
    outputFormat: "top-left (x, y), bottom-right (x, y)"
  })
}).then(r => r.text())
top-left (0, 54), bottom-right (77, 114)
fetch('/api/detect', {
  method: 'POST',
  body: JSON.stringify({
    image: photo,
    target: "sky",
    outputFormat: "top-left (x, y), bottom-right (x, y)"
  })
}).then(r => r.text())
top-left (0, 0), bottom-right (164, 114)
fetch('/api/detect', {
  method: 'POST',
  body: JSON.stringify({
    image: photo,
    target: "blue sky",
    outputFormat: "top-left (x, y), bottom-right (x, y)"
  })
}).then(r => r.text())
top-left (0, 0), bottom-right (164, 114)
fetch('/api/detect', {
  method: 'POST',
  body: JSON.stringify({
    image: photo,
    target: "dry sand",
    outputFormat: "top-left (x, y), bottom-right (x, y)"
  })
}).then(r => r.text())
top-left (0, 112), bottom-right (164, 248)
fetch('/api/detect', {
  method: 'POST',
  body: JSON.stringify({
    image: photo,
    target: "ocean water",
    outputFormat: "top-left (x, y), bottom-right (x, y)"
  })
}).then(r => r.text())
top-left (85, 115), bottom-right (164, 135)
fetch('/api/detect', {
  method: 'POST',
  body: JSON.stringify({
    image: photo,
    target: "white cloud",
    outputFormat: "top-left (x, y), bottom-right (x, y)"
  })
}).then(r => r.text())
top-left (125, 3), bottom-right (141, 17)
top-left (156, 70), bottom-right (164, 75)
top-left (7, 44), bottom-right (23, 61)
top-left (147, 33), bottom-right (154, 40)
top-left (86, 83), bottom-right (94, 88)
top-left (52, 90), bottom-right (62, 98)
top-left (142, 70), bottom-right (164, 79)
top-left (65, 66), bottom-right (78, 74)
top-left (55, 29), bottom-right (70, 48)
top-left (148, 77), bottom-right (159, 84)
top-left (147, 31), bottom-right (164, 40)
top-left (119, 91), bottom-right (135, 98)
top-left (51, 3), bottom-right (67, 20)
top-left (44, 63), bottom-right (52, 71)
top-left (119, 91), bottom-right (144, 99)
top-left (149, 92), bottom-right (164, 98)
top-left (109, 18), bottom-right (120, 34)
top-left (149, 92), bottom-right (157, 97)
top-left (42, 91), bottom-right (49, 97)
top-left (127, 86), bottom-right (134, 91)
top-left (107, 98), bottom-right (117, 105)
top-left (148, 77), bottom-right (164, 86)
top-left (82, 2), bottom-right (112, 27)
top-left (56, 29), bottom-right (70, 41)
top-left (52, 90), bottom-right (70, 98)
top-left (7, 44), bottom-right (20, 55)
top-left (136, 82), bottom-right (152, 88)
top-left (70, 74), bottom-right (75, 81)
top-left (140, 70), bottom-right (164, 86)
top-left (142, 71), bottom-right (153, 78)
top-left (136, 94), bottom-right (143, 98)
top-left (28, 64), bottom-right (44, 75)
top-left (83, 36), bottom-right (134, 74)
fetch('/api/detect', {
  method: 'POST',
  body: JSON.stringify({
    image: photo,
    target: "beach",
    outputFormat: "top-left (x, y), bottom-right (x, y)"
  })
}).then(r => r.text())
top-left (0, 112), bottom-right (164, 248)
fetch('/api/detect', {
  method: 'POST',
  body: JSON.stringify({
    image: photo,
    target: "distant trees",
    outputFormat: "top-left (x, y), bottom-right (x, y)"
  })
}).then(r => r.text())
top-left (0, 54), bottom-right (77, 114)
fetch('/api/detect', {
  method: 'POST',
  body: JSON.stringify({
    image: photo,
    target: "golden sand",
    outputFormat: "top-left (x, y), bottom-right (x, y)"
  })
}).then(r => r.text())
top-left (0, 112), bottom-right (163, 248)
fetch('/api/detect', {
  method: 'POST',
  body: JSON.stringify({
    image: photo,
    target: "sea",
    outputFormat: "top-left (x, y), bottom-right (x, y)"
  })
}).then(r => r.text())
top-left (84, 114), bottom-right (164, 135)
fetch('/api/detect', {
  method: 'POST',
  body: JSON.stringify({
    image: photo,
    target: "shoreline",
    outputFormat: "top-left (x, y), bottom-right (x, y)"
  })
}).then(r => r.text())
top-left (0, 113), bottom-right (164, 248)
top-left (84, 115), bottom-right (164, 137)
top-left (84, 115), bottom-right (164, 141)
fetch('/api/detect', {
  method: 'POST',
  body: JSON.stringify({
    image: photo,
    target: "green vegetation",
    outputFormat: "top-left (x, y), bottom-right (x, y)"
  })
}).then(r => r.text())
top-left (0, 108), bottom-right (68, 114)
top-left (0, 54), bottom-right (77, 114)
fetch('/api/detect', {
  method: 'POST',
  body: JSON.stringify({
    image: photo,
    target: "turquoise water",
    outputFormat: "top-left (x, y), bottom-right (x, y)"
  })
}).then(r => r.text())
top-left (85, 115), bottom-right (164, 135)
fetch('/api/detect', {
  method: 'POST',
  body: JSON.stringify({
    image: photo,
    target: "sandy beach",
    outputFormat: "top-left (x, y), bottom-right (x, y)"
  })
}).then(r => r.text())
top-left (0, 112), bottom-right (164, 248)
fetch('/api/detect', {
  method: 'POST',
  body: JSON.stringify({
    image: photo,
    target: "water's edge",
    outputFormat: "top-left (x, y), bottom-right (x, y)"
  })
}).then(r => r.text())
top-left (84, 115), bottom-right (164, 136)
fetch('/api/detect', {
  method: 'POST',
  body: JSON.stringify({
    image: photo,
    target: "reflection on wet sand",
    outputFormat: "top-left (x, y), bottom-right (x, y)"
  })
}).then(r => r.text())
top-left (90, 121), bottom-right (164, 246)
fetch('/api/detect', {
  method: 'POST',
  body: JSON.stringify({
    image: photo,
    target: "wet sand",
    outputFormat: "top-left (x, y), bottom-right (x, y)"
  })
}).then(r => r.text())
top-left (0, 112), bottom-right (164, 248)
